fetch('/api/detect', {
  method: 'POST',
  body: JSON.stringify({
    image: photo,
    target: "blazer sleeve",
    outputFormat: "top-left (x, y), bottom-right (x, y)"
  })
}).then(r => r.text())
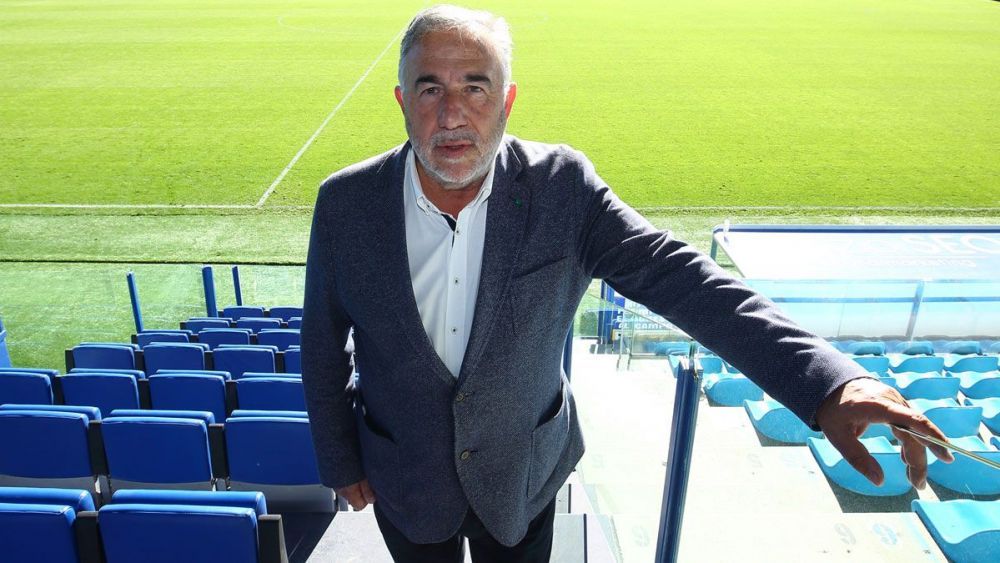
top-left (301, 181), bottom-right (366, 489)
top-left (573, 152), bottom-right (871, 427)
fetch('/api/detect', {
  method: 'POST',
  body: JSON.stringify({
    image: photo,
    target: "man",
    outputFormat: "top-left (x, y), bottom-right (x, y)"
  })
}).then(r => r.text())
top-left (302, 5), bottom-right (953, 562)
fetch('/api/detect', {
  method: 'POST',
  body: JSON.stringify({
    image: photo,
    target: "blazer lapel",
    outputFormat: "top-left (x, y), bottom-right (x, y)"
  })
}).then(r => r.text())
top-left (377, 143), bottom-right (457, 386)
top-left (458, 138), bottom-right (529, 384)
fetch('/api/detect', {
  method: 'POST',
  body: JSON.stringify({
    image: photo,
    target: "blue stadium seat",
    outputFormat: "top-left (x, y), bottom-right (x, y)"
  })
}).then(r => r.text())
top-left (702, 372), bottom-right (764, 406)
top-left (912, 500), bottom-right (1000, 563)
top-left (137, 331), bottom-right (191, 347)
top-left (946, 355), bottom-right (999, 373)
top-left (963, 398), bottom-right (1000, 434)
top-left (184, 318), bottom-right (231, 332)
top-left (925, 436), bottom-right (1000, 495)
top-left (222, 306), bottom-right (265, 320)
top-left (945, 340), bottom-right (983, 355)
top-left (60, 373), bottom-right (140, 418)
top-left (952, 370), bottom-right (1000, 399)
top-left (197, 328), bottom-right (252, 349)
top-left (0, 371), bottom-right (53, 405)
top-left (101, 413), bottom-right (214, 492)
top-left (268, 306), bottom-right (303, 321)
top-left (845, 341), bottom-right (885, 356)
top-left (235, 317), bottom-right (282, 333)
top-left (257, 329), bottom-right (300, 351)
top-left (71, 343), bottom-right (138, 370)
top-left (889, 355), bottom-right (944, 374)
top-left (149, 373), bottom-right (228, 421)
top-left (807, 436), bottom-right (910, 496)
top-left (142, 342), bottom-right (209, 374)
top-left (0, 367), bottom-right (59, 380)
top-left (284, 346), bottom-right (301, 374)
top-left (0, 403), bottom-right (101, 420)
top-left (892, 340), bottom-right (935, 355)
top-left (225, 415), bottom-right (334, 512)
top-left (851, 355), bottom-right (889, 376)
top-left (908, 398), bottom-right (983, 438)
top-left (111, 489), bottom-right (266, 515)
top-left (99, 503), bottom-right (259, 563)
top-left (286, 317), bottom-right (302, 329)
top-left (0, 486), bottom-right (95, 512)
top-left (888, 372), bottom-right (959, 400)
top-left (0, 502), bottom-right (81, 563)
top-left (0, 410), bottom-right (97, 493)
top-left (744, 399), bottom-right (822, 444)
top-left (230, 409), bottom-right (308, 418)
top-left (213, 346), bottom-right (277, 379)
top-left (236, 377), bottom-right (306, 411)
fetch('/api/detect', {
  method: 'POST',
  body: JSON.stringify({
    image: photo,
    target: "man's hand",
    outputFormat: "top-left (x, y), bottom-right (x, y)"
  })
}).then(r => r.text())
top-left (337, 479), bottom-right (376, 511)
top-left (815, 378), bottom-right (954, 489)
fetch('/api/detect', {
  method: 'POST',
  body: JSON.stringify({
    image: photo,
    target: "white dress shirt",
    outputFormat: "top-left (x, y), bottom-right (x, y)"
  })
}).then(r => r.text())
top-left (404, 149), bottom-right (494, 377)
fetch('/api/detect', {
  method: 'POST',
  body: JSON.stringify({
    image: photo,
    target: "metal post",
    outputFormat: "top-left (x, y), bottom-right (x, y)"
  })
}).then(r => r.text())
top-left (654, 353), bottom-right (702, 563)
top-left (202, 266), bottom-right (218, 317)
top-left (0, 316), bottom-right (11, 368)
top-left (905, 280), bottom-right (926, 341)
top-left (232, 266), bottom-right (243, 306)
top-left (562, 324), bottom-right (574, 381)
top-left (126, 271), bottom-right (144, 333)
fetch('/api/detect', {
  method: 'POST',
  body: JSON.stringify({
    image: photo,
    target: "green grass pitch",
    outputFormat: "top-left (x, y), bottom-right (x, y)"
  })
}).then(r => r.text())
top-left (1, 0), bottom-right (997, 209)
top-left (0, 0), bottom-right (998, 369)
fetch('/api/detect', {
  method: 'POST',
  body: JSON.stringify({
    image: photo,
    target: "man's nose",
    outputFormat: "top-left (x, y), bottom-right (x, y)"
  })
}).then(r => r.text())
top-left (437, 91), bottom-right (467, 130)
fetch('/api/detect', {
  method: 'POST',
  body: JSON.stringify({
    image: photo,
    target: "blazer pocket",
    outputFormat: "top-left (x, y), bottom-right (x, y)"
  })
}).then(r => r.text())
top-left (526, 377), bottom-right (571, 499)
top-left (355, 405), bottom-right (402, 510)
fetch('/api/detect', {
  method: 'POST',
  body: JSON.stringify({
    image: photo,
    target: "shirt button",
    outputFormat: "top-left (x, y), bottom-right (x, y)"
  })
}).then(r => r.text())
top-left (460, 450), bottom-right (471, 461)
top-left (453, 278), bottom-right (460, 285)
top-left (451, 327), bottom-right (457, 334)
top-left (455, 228), bottom-right (461, 235)
top-left (455, 392), bottom-right (466, 402)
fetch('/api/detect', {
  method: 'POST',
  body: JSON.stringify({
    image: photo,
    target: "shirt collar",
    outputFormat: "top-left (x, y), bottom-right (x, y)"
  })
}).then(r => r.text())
top-left (406, 148), bottom-right (496, 217)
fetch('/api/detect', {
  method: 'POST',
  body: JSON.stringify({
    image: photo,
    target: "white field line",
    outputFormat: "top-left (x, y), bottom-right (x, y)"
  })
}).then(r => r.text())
top-left (253, 26), bottom-right (406, 208)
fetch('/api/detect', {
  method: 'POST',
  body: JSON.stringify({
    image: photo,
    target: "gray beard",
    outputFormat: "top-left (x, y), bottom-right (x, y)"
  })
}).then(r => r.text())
top-left (407, 112), bottom-right (507, 190)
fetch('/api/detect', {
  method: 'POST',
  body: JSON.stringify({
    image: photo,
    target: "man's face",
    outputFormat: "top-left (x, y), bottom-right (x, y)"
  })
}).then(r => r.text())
top-left (395, 29), bottom-right (516, 190)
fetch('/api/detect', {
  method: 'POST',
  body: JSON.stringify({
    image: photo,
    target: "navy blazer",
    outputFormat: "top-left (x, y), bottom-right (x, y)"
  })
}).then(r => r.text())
top-left (301, 136), bottom-right (867, 546)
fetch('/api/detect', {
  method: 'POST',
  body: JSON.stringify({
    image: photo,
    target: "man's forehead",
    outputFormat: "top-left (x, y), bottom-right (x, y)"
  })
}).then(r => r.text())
top-left (404, 30), bottom-right (500, 79)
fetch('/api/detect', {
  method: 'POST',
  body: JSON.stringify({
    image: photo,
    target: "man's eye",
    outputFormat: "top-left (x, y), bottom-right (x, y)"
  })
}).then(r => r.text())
top-left (420, 87), bottom-right (441, 96)
top-left (468, 86), bottom-right (484, 93)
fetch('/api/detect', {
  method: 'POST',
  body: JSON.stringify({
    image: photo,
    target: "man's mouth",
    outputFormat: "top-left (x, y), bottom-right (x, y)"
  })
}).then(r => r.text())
top-left (435, 141), bottom-right (473, 158)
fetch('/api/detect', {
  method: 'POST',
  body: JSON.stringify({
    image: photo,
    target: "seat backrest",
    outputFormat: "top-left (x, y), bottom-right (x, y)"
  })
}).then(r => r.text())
top-left (72, 343), bottom-right (137, 370)
top-left (225, 417), bottom-right (320, 485)
top-left (283, 347), bottom-right (301, 374)
top-left (197, 328), bottom-right (252, 349)
top-left (0, 372), bottom-right (54, 405)
top-left (236, 377), bottom-right (306, 411)
top-left (0, 403), bottom-right (101, 421)
top-left (101, 416), bottom-right (212, 486)
top-left (892, 356), bottom-right (945, 374)
top-left (60, 373), bottom-right (140, 418)
top-left (0, 486), bottom-right (95, 512)
top-left (0, 502), bottom-right (80, 563)
top-left (268, 307), bottom-right (303, 321)
top-left (0, 411), bottom-right (92, 479)
top-left (852, 355), bottom-right (889, 376)
top-left (184, 318), bottom-right (231, 332)
top-left (895, 340), bottom-right (934, 355)
top-left (845, 341), bottom-right (886, 356)
top-left (143, 343), bottom-right (208, 374)
top-left (99, 503), bottom-right (258, 563)
top-left (213, 347), bottom-right (276, 379)
top-left (223, 306), bottom-right (266, 320)
top-left (137, 332), bottom-right (191, 346)
top-left (256, 329), bottom-right (300, 351)
top-left (235, 318), bottom-right (283, 333)
top-left (286, 317), bottom-right (302, 329)
top-left (111, 489), bottom-right (266, 515)
top-left (946, 340), bottom-right (983, 355)
top-left (148, 374), bottom-right (228, 421)
top-left (949, 356), bottom-right (999, 374)
top-left (69, 368), bottom-right (145, 380)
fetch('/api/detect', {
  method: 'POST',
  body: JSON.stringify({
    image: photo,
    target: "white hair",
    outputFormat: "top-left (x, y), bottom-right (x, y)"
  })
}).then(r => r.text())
top-left (398, 4), bottom-right (513, 89)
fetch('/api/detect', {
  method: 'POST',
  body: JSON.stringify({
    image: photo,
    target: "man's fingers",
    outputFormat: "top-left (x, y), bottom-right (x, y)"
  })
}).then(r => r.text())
top-left (825, 430), bottom-right (884, 486)
top-left (875, 401), bottom-right (954, 463)
top-left (360, 479), bottom-right (377, 504)
top-left (892, 427), bottom-right (928, 489)
top-left (336, 483), bottom-right (369, 511)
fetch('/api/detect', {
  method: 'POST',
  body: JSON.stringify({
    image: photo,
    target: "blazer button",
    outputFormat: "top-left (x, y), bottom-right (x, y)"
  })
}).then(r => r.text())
top-left (460, 450), bottom-right (471, 461)
top-left (455, 392), bottom-right (465, 403)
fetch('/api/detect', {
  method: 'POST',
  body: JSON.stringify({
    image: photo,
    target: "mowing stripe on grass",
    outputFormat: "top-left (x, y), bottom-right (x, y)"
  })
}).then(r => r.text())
top-left (254, 25), bottom-right (408, 208)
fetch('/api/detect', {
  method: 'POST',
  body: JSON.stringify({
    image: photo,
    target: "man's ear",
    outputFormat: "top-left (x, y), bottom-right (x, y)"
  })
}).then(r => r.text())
top-left (503, 83), bottom-right (517, 118)
top-left (394, 86), bottom-right (404, 111)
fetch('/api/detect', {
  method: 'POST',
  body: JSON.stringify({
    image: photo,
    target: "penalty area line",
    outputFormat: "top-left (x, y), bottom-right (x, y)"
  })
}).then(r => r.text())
top-left (253, 25), bottom-right (407, 208)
